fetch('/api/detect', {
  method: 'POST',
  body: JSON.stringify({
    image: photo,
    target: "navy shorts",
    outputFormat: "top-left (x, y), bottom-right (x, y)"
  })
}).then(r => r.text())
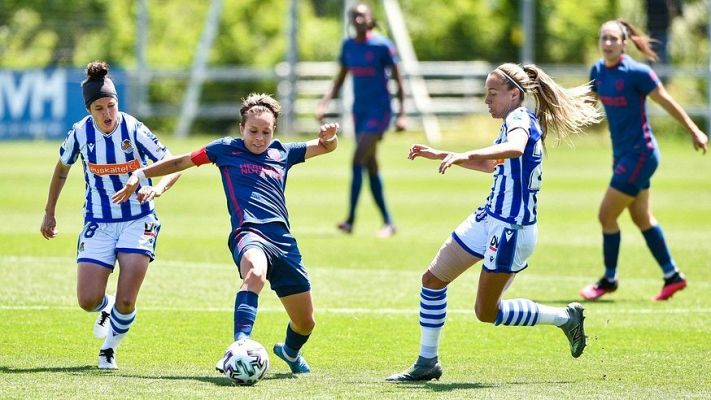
top-left (228, 223), bottom-right (310, 297)
top-left (353, 109), bottom-right (392, 135)
top-left (609, 149), bottom-right (659, 196)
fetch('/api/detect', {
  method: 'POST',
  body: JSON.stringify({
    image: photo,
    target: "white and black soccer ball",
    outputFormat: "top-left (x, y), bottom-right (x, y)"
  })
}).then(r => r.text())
top-left (221, 338), bottom-right (270, 386)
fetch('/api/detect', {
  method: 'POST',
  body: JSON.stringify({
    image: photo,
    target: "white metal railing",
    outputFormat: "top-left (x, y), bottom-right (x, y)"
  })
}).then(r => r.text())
top-left (127, 61), bottom-right (710, 136)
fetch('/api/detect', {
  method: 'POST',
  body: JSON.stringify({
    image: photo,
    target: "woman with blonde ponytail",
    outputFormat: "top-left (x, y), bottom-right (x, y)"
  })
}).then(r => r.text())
top-left (386, 63), bottom-right (601, 382)
top-left (579, 19), bottom-right (707, 302)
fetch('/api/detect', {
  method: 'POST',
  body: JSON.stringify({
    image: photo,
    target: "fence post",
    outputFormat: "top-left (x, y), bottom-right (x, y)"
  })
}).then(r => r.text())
top-left (382, 0), bottom-right (441, 143)
top-left (279, 0), bottom-right (298, 137)
top-left (520, 0), bottom-right (535, 64)
top-left (174, 0), bottom-right (223, 139)
top-left (135, 0), bottom-right (149, 117)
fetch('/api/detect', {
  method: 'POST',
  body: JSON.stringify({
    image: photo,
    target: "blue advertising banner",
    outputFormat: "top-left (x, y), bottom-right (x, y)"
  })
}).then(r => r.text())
top-left (0, 68), bottom-right (127, 140)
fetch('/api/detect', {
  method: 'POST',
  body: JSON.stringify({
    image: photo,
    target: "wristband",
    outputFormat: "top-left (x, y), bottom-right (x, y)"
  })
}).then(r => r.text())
top-left (134, 169), bottom-right (146, 181)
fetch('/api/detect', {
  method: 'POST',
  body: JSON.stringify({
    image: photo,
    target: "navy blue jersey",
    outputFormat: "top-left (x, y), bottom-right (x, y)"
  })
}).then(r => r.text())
top-left (339, 32), bottom-right (399, 114)
top-left (195, 138), bottom-right (307, 232)
top-left (590, 55), bottom-right (661, 157)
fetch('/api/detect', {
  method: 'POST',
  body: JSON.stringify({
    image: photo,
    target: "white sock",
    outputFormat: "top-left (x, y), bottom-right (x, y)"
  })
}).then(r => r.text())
top-left (102, 307), bottom-right (136, 350)
top-left (535, 304), bottom-right (569, 326)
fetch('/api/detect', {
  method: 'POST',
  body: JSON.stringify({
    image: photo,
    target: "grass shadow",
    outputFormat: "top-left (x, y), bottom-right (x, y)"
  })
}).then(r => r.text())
top-left (263, 372), bottom-right (299, 380)
top-left (392, 381), bottom-right (497, 391)
top-left (137, 375), bottom-right (234, 386)
top-left (0, 365), bottom-right (96, 374)
top-left (391, 379), bottom-right (574, 392)
top-left (130, 371), bottom-right (298, 386)
top-left (0, 365), bottom-right (290, 387)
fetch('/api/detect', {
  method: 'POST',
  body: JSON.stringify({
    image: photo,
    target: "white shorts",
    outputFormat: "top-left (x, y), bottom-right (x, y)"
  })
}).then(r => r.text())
top-left (451, 208), bottom-right (537, 273)
top-left (76, 213), bottom-right (161, 270)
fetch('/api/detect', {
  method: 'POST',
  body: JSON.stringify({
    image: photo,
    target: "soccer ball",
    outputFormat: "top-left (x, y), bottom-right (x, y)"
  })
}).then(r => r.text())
top-left (221, 338), bottom-right (270, 386)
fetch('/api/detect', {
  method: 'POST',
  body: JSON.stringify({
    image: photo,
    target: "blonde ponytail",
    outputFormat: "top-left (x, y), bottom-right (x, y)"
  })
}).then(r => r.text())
top-left (494, 63), bottom-right (602, 147)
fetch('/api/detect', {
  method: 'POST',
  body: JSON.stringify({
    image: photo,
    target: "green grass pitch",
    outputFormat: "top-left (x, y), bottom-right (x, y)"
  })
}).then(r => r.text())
top-left (1, 127), bottom-right (709, 399)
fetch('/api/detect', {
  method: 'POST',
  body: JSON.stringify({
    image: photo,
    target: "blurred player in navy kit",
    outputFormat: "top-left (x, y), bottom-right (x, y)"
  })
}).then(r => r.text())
top-left (114, 93), bottom-right (339, 374)
top-left (316, 2), bottom-right (405, 238)
top-left (580, 19), bottom-right (707, 302)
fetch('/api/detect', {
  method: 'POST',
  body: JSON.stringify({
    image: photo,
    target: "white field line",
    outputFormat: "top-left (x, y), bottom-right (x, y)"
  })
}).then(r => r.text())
top-left (1, 304), bottom-right (710, 315)
top-left (5, 255), bottom-right (711, 286)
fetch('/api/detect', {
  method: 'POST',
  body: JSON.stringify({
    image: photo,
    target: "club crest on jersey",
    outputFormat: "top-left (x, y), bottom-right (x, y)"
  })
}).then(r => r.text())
top-left (121, 139), bottom-right (134, 153)
top-left (615, 79), bottom-right (625, 91)
top-left (267, 149), bottom-right (282, 161)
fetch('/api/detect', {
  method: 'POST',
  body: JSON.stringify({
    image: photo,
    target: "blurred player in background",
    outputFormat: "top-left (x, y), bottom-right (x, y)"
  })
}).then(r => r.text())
top-left (645, 0), bottom-right (683, 83)
top-left (316, 2), bottom-right (405, 238)
top-left (40, 61), bottom-right (181, 369)
top-left (113, 93), bottom-right (339, 375)
top-left (579, 19), bottom-right (707, 302)
top-left (386, 63), bottom-right (602, 382)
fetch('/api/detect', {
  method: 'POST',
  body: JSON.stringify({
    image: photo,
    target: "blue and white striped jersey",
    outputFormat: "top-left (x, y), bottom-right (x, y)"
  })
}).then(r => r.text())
top-left (59, 112), bottom-right (170, 223)
top-left (485, 107), bottom-right (543, 226)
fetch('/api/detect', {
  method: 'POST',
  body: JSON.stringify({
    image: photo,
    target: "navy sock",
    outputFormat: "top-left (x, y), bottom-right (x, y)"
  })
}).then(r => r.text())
top-left (347, 165), bottom-right (364, 223)
top-left (603, 232), bottom-right (621, 280)
top-left (234, 291), bottom-right (258, 340)
top-left (642, 225), bottom-right (676, 276)
top-left (369, 173), bottom-right (392, 224)
top-left (284, 324), bottom-right (310, 357)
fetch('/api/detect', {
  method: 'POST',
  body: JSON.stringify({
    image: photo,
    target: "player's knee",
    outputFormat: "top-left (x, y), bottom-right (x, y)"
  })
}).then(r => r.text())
top-left (114, 297), bottom-right (136, 313)
top-left (292, 317), bottom-right (315, 335)
top-left (597, 210), bottom-right (616, 229)
top-left (242, 268), bottom-right (267, 290)
top-left (77, 295), bottom-right (102, 312)
top-left (630, 213), bottom-right (654, 230)
top-left (421, 270), bottom-right (446, 289)
top-left (597, 210), bottom-right (608, 225)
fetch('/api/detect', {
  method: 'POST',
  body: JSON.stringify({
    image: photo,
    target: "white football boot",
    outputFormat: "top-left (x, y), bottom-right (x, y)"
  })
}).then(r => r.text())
top-left (93, 295), bottom-right (115, 339)
top-left (98, 348), bottom-right (118, 370)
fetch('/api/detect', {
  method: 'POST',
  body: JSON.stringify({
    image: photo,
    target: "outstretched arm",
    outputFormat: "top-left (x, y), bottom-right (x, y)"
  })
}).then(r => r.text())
top-left (305, 122), bottom-right (340, 159)
top-left (438, 128), bottom-right (528, 174)
top-left (112, 153), bottom-right (196, 203)
top-left (649, 85), bottom-right (708, 154)
top-left (316, 66), bottom-right (349, 122)
top-left (408, 144), bottom-right (496, 173)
